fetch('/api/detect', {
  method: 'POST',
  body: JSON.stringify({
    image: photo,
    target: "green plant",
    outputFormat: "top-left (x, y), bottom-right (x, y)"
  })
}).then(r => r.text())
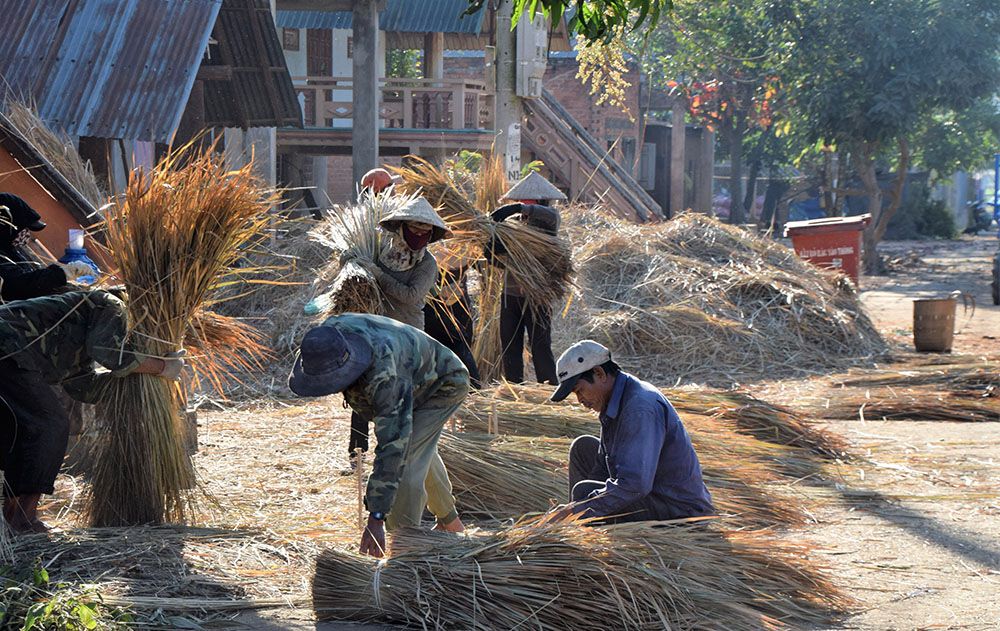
top-left (520, 160), bottom-right (544, 177)
top-left (0, 562), bottom-right (132, 630)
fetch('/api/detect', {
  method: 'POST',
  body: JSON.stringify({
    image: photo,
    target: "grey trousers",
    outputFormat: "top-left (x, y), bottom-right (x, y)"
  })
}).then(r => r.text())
top-left (386, 372), bottom-right (468, 531)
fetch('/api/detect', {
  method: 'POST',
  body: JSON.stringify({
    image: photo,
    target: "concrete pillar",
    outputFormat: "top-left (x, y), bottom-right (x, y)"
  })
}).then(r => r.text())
top-left (312, 156), bottom-right (329, 205)
top-left (495, 0), bottom-right (522, 181)
top-left (695, 127), bottom-right (715, 214)
top-left (352, 0), bottom-right (380, 188)
top-left (670, 99), bottom-right (686, 216)
top-left (423, 32), bottom-right (444, 80)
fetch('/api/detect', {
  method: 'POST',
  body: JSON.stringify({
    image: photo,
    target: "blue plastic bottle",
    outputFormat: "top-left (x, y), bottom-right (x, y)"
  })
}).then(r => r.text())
top-left (58, 229), bottom-right (100, 285)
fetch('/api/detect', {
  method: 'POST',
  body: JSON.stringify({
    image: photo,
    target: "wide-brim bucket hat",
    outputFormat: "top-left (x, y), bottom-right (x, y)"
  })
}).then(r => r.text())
top-left (288, 325), bottom-right (373, 397)
top-left (379, 196), bottom-right (452, 242)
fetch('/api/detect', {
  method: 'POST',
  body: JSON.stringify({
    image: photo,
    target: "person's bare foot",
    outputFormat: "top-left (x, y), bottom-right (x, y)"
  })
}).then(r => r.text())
top-left (433, 516), bottom-right (465, 533)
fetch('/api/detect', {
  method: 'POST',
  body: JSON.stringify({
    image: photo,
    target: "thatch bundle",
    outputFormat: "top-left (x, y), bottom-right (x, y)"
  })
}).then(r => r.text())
top-left (313, 519), bottom-right (850, 629)
top-left (563, 211), bottom-right (886, 384)
top-left (88, 144), bottom-right (276, 526)
top-left (3, 102), bottom-right (106, 207)
top-left (819, 390), bottom-right (1000, 422)
top-left (306, 189), bottom-right (418, 317)
top-left (833, 361), bottom-right (998, 398)
top-left (465, 383), bottom-right (846, 466)
top-left (392, 156), bottom-right (574, 309)
top-left (440, 431), bottom-right (807, 527)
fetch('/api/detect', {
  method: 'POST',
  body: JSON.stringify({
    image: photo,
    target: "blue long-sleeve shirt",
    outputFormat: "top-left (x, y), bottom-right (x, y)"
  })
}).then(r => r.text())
top-left (581, 372), bottom-right (714, 519)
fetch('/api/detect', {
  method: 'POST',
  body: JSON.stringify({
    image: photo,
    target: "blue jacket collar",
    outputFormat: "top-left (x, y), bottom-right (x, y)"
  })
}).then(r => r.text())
top-left (603, 372), bottom-right (629, 420)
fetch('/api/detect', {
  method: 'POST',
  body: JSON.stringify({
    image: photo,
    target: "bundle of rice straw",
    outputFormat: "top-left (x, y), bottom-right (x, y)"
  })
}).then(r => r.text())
top-left (820, 390), bottom-right (1000, 423)
top-left (4, 102), bottom-right (105, 207)
top-left (392, 156), bottom-right (574, 312)
top-left (313, 518), bottom-right (851, 629)
top-left (441, 431), bottom-right (807, 527)
top-left (460, 386), bottom-right (836, 477)
top-left (87, 143), bottom-right (277, 526)
top-left (563, 210), bottom-right (886, 384)
top-left (307, 189), bottom-right (413, 316)
top-left (185, 309), bottom-right (271, 394)
top-left (832, 361), bottom-right (998, 398)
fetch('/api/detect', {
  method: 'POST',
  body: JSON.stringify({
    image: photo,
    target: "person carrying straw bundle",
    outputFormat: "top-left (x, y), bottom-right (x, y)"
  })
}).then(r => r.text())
top-left (547, 340), bottom-right (714, 523)
top-left (289, 313), bottom-right (468, 557)
top-left (338, 195), bottom-right (451, 470)
top-left (488, 172), bottom-right (567, 385)
top-left (0, 290), bottom-right (185, 533)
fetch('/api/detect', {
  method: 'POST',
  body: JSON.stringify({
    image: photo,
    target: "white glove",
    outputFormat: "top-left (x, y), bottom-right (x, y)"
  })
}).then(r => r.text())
top-left (159, 349), bottom-right (187, 381)
top-left (57, 261), bottom-right (94, 281)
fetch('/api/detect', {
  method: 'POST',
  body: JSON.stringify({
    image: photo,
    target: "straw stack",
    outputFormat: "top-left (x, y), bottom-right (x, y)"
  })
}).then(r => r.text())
top-left (313, 519), bottom-right (850, 629)
top-left (564, 210), bottom-right (885, 384)
top-left (440, 431), bottom-right (807, 527)
top-left (87, 143), bottom-right (276, 526)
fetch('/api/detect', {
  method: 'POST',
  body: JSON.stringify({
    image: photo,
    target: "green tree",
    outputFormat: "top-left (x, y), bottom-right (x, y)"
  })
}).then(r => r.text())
top-left (645, 0), bottom-right (795, 224)
top-left (789, 0), bottom-right (1000, 273)
top-left (463, 0), bottom-right (670, 44)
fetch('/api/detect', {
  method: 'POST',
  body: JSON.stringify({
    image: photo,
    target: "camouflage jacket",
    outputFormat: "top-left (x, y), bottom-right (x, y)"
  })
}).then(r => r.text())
top-left (328, 313), bottom-right (468, 514)
top-left (0, 290), bottom-right (140, 402)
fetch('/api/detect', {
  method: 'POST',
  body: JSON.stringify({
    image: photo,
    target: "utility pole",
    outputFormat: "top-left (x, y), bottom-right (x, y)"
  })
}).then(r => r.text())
top-left (495, 0), bottom-right (522, 182)
top-left (352, 0), bottom-right (379, 188)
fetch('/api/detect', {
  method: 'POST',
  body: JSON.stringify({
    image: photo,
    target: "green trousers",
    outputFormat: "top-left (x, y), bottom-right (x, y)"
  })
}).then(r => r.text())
top-left (386, 373), bottom-right (467, 531)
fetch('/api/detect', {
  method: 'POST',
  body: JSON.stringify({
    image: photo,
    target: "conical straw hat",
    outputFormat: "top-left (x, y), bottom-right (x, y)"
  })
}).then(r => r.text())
top-left (503, 171), bottom-right (567, 201)
top-left (379, 196), bottom-right (452, 242)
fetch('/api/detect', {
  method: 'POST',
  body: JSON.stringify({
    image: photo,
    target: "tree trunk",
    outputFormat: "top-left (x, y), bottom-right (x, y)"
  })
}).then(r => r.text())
top-left (860, 138), bottom-right (910, 275)
top-left (725, 116), bottom-right (745, 224)
top-left (743, 155), bottom-right (760, 219)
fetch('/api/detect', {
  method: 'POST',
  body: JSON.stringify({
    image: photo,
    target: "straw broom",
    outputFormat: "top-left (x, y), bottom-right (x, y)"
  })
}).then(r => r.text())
top-left (313, 518), bottom-right (850, 630)
top-left (87, 143), bottom-right (277, 526)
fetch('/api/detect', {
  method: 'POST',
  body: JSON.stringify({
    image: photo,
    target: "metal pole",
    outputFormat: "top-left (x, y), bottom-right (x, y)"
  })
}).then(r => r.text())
top-left (993, 152), bottom-right (999, 237)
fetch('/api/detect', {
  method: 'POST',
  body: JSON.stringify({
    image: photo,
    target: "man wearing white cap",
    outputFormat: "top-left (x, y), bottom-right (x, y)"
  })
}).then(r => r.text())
top-left (549, 340), bottom-right (714, 522)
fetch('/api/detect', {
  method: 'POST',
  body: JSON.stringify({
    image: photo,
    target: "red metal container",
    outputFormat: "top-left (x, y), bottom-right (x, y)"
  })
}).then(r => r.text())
top-left (783, 214), bottom-right (871, 284)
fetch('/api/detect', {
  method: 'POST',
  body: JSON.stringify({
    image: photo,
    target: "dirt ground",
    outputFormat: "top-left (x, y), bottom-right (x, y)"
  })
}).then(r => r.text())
top-left (32, 235), bottom-right (1000, 630)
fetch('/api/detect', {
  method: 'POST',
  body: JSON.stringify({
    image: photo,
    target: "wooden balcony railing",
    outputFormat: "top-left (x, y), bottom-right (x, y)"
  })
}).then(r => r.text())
top-left (291, 76), bottom-right (495, 131)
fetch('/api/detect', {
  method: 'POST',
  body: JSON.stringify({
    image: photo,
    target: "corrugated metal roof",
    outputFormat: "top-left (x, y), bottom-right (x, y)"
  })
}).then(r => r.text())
top-left (276, 0), bottom-right (487, 34)
top-left (0, 0), bottom-right (221, 142)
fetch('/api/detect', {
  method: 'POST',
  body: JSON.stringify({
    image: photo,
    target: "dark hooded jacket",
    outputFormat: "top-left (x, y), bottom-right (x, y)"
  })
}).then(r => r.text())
top-left (0, 193), bottom-right (68, 302)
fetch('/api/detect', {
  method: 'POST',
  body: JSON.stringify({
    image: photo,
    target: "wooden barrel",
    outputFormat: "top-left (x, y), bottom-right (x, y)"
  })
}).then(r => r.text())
top-left (913, 297), bottom-right (956, 352)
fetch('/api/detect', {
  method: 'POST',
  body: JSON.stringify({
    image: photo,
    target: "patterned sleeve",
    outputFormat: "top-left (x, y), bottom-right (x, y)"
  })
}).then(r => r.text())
top-left (364, 374), bottom-right (415, 515)
top-left (85, 293), bottom-right (140, 376)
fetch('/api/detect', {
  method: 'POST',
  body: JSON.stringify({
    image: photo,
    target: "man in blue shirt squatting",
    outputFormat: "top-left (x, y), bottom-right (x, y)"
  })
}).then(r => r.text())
top-left (288, 313), bottom-right (468, 557)
top-left (547, 340), bottom-right (715, 523)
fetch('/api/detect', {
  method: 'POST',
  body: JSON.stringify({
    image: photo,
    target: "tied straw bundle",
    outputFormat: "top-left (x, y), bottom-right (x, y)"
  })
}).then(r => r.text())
top-left (440, 431), bottom-right (807, 527)
top-left (88, 143), bottom-right (277, 526)
top-left (313, 518), bottom-right (851, 630)
top-left (307, 189), bottom-right (418, 316)
top-left (392, 156), bottom-right (574, 382)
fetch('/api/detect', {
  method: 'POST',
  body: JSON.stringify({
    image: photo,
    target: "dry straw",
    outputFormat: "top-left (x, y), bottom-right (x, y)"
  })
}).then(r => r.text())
top-left (441, 429), bottom-right (807, 527)
top-left (562, 210), bottom-right (886, 384)
top-left (313, 518), bottom-right (851, 629)
top-left (4, 102), bottom-right (106, 208)
top-left (88, 142), bottom-right (277, 526)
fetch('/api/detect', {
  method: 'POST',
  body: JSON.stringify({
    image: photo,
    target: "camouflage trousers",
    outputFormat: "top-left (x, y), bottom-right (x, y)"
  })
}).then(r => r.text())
top-left (386, 371), bottom-right (468, 531)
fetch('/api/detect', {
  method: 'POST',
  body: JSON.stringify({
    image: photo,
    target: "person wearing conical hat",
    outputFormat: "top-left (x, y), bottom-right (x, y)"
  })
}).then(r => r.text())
top-left (340, 196), bottom-right (450, 467)
top-left (487, 172), bottom-right (566, 385)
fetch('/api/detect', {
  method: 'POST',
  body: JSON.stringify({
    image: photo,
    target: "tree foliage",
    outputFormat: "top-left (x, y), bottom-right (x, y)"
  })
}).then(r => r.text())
top-left (789, 0), bottom-right (1000, 270)
top-left (463, 0), bottom-right (670, 44)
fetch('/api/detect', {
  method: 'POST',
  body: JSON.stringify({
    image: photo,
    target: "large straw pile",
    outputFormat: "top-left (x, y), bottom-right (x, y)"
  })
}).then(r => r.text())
top-left (563, 211), bottom-right (886, 384)
top-left (314, 519), bottom-right (850, 629)
top-left (88, 144), bottom-right (276, 526)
